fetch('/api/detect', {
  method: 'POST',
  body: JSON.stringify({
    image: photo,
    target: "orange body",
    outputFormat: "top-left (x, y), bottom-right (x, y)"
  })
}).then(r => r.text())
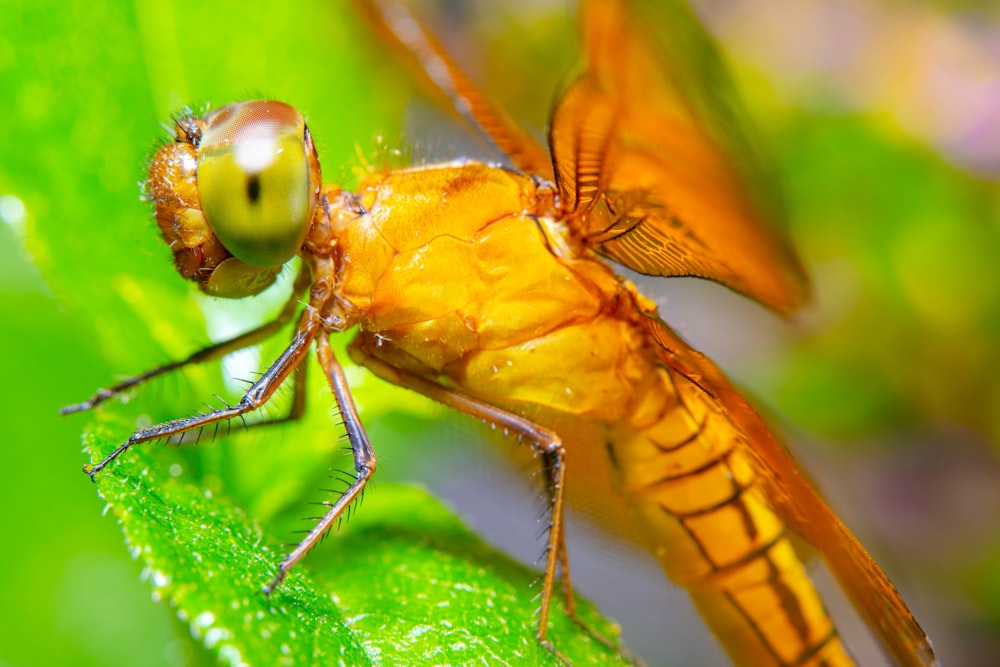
top-left (74, 1), bottom-right (936, 665)
top-left (333, 161), bottom-right (851, 666)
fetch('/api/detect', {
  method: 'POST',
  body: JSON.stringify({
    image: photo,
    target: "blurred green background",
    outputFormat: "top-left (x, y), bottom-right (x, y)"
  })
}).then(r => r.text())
top-left (1, 0), bottom-right (998, 666)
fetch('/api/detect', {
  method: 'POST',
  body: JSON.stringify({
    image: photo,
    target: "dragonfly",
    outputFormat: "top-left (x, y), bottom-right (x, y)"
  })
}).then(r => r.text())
top-left (64, 0), bottom-right (937, 665)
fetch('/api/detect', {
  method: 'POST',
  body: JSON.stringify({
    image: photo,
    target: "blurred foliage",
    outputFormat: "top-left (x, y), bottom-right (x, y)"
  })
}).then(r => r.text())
top-left (2, 0), bottom-right (999, 666)
top-left (775, 113), bottom-right (1000, 441)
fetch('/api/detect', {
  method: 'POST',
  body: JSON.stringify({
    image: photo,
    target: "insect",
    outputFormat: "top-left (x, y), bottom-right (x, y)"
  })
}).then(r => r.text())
top-left (64, 0), bottom-right (937, 665)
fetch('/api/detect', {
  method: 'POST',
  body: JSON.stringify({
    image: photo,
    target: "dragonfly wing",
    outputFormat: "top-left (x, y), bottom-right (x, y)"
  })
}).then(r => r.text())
top-left (353, 0), bottom-right (554, 179)
top-left (550, 0), bottom-right (807, 314)
top-left (637, 311), bottom-right (938, 667)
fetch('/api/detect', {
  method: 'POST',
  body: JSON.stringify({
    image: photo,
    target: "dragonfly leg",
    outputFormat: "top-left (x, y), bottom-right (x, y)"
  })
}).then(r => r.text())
top-left (346, 337), bottom-right (569, 647)
top-left (62, 264), bottom-right (312, 415)
top-left (240, 354), bottom-right (308, 431)
top-left (541, 448), bottom-right (642, 664)
top-left (542, 451), bottom-right (575, 615)
top-left (82, 308), bottom-right (322, 479)
top-left (264, 334), bottom-right (375, 594)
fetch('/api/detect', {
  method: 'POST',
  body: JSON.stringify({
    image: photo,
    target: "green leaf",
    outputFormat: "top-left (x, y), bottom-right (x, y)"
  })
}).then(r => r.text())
top-left (86, 416), bottom-right (630, 667)
top-left (86, 419), bottom-right (370, 667)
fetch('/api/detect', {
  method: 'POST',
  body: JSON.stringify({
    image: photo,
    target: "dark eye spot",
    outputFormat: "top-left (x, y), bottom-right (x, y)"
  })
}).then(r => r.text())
top-left (246, 175), bottom-right (261, 204)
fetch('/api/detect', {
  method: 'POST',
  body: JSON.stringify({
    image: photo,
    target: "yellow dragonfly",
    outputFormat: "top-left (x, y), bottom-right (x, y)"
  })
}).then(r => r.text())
top-left (65, 1), bottom-right (937, 665)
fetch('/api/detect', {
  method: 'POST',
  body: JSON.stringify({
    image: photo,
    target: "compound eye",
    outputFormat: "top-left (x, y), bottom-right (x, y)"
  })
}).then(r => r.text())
top-left (196, 101), bottom-right (319, 268)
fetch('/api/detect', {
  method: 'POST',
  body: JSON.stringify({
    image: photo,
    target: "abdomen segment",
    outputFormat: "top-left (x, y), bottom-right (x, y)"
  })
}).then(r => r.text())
top-left (611, 370), bottom-right (854, 667)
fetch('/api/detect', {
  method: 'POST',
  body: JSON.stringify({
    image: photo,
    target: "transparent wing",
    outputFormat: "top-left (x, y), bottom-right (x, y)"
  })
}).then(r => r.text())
top-left (550, 0), bottom-right (808, 314)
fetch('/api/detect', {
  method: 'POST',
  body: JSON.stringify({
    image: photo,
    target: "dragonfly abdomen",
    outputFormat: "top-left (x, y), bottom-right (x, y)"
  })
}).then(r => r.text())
top-left (610, 369), bottom-right (855, 667)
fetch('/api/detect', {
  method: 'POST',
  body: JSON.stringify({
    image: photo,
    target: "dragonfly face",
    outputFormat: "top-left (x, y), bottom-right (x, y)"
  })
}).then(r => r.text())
top-left (148, 100), bottom-right (322, 298)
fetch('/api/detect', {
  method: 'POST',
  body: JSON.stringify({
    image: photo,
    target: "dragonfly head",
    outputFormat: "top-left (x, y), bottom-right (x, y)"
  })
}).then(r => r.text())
top-left (147, 100), bottom-right (322, 298)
